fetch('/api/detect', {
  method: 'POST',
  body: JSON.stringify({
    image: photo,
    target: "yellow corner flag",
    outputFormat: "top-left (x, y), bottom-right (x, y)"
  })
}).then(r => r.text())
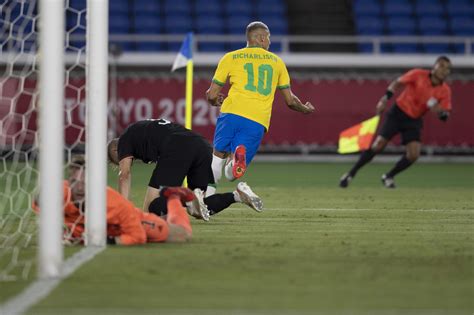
top-left (171, 32), bottom-right (193, 130)
top-left (338, 116), bottom-right (380, 154)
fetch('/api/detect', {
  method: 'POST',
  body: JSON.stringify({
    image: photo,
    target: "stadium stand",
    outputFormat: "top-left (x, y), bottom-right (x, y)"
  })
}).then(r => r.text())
top-left (287, 0), bottom-right (356, 52)
top-left (109, 0), bottom-right (129, 15)
top-left (415, 0), bottom-right (444, 17)
top-left (10, 0), bottom-right (466, 54)
top-left (352, 0), bottom-right (474, 54)
top-left (63, 0), bottom-right (288, 52)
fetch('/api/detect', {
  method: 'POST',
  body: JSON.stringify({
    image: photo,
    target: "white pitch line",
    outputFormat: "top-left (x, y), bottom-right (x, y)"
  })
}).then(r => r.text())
top-left (231, 207), bottom-right (474, 212)
top-left (0, 246), bottom-right (105, 315)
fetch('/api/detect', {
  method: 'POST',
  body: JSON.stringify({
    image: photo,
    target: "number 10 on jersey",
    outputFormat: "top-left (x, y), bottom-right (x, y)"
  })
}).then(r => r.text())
top-left (243, 63), bottom-right (273, 96)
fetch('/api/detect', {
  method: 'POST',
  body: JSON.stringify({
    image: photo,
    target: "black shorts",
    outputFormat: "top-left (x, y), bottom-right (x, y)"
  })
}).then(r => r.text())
top-left (379, 105), bottom-right (423, 145)
top-left (148, 135), bottom-right (215, 191)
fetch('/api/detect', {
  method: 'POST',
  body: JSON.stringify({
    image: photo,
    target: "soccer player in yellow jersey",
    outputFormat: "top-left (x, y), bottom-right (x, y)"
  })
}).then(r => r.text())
top-left (206, 21), bottom-right (315, 194)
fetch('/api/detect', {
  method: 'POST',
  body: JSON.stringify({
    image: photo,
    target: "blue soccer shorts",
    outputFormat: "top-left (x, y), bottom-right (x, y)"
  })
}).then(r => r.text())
top-left (213, 113), bottom-right (265, 164)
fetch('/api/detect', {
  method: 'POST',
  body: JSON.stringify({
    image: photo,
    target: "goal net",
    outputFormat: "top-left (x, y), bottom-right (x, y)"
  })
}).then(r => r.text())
top-left (0, 0), bottom-right (88, 282)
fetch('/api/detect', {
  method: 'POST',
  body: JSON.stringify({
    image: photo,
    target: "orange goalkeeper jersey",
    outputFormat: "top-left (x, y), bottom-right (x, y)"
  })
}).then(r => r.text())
top-left (32, 182), bottom-right (168, 245)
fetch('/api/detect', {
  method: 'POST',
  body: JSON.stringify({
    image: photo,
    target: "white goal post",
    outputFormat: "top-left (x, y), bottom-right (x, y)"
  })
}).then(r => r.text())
top-left (85, 0), bottom-right (108, 247)
top-left (0, 0), bottom-right (108, 283)
top-left (38, 0), bottom-right (66, 279)
top-left (38, 0), bottom-right (108, 276)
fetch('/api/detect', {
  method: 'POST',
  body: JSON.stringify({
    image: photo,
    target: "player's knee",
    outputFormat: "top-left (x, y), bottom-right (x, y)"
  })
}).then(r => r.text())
top-left (371, 143), bottom-right (384, 153)
top-left (372, 138), bottom-right (387, 153)
top-left (406, 151), bottom-right (419, 162)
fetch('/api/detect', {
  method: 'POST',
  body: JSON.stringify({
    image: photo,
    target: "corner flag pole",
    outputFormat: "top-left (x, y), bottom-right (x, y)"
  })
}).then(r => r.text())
top-left (171, 32), bottom-right (194, 130)
top-left (185, 59), bottom-right (193, 129)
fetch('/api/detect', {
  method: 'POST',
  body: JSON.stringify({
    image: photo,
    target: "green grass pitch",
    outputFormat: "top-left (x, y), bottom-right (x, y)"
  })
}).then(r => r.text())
top-left (2, 162), bottom-right (474, 314)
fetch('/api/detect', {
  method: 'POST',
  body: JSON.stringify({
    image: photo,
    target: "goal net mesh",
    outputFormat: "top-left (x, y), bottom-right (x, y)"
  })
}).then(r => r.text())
top-left (0, 0), bottom-right (87, 281)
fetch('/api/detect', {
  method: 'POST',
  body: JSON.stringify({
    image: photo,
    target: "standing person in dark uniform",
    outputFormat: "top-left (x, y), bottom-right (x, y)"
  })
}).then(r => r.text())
top-left (107, 119), bottom-right (263, 221)
top-left (340, 56), bottom-right (452, 188)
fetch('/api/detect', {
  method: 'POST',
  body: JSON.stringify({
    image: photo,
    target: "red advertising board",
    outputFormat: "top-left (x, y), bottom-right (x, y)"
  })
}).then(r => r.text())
top-left (1, 77), bottom-right (473, 147)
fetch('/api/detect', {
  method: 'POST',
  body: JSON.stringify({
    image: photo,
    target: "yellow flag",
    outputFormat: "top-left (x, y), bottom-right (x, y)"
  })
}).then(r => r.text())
top-left (338, 116), bottom-right (380, 154)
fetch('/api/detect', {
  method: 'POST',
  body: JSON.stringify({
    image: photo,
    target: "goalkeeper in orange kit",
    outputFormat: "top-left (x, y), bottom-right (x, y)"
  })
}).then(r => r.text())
top-left (33, 156), bottom-right (195, 244)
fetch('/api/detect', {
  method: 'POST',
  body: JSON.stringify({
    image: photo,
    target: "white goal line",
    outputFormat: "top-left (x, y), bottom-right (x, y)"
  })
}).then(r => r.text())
top-left (0, 246), bottom-right (105, 315)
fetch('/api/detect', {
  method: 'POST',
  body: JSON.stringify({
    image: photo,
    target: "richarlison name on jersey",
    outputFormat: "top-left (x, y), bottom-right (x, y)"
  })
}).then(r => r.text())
top-left (232, 52), bottom-right (278, 62)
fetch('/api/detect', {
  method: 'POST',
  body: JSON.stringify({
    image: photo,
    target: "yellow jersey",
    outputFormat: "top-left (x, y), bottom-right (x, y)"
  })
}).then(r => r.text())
top-left (212, 46), bottom-right (290, 130)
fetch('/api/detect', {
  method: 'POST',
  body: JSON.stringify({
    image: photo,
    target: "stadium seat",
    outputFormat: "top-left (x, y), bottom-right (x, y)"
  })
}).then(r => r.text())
top-left (353, 0), bottom-right (382, 17)
top-left (227, 14), bottom-right (251, 50)
top-left (415, 0), bottom-right (441, 5)
top-left (194, 0), bottom-right (222, 15)
top-left (136, 42), bottom-right (163, 52)
top-left (387, 16), bottom-right (416, 35)
top-left (134, 15), bottom-right (161, 34)
top-left (109, 0), bottom-right (129, 15)
top-left (386, 16), bottom-right (418, 53)
top-left (260, 16), bottom-right (288, 35)
top-left (414, 1), bottom-right (444, 17)
top-left (163, 0), bottom-right (191, 15)
top-left (258, 11), bottom-right (287, 22)
top-left (391, 43), bottom-right (419, 53)
top-left (423, 43), bottom-right (452, 54)
top-left (133, 0), bottom-right (160, 15)
top-left (383, 0), bottom-right (413, 16)
top-left (109, 14), bottom-right (129, 34)
top-left (224, 0), bottom-right (253, 16)
top-left (256, 0), bottom-right (286, 17)
top-left (195, 15), bottom-right (225, 34)
top-left (109, 13), bottom-right (134, 51)
top-left (355, 16), bottom-right (384, 35)
top-left (197, 43), bottom-right (226, 52)
top-left (226, 15), bottom-right (252, 34)
top-left (164, 15), bottom-right (193, 51)
top-left (450, 16), bottom-right (474, 53)
top-left (164, 15), bottom-right (193, 34)
top-left (446, 1), bottom-right (474, 17)
top-left (418, 16), bottom-right (448, 35)
top-left (419, 16), bottom-right (452, 54)
top-left (450, 16), bottom-right (474, 35)
top-left (195, 15), bottom-right (226, 51)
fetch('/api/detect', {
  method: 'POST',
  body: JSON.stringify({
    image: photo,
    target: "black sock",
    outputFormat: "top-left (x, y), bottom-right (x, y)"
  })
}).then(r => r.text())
top-left (148, 196), bottom-right (168, 216)
top-left (204, 193), bottom-right (236, 215)
top-left (349, 149), bottom-right (376, 177)
top-left (149, 193), bottom-right (237, 217)
top-left (386, 156), bottom-right (414, 178)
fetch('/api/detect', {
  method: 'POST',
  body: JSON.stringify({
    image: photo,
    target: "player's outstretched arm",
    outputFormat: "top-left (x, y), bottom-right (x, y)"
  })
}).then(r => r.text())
top-left (206, 82), bottom-right (225, 107)
top-left (280, 88), bottom-right (315, 114)
top-left (118, 157), bottom-right (133, 200)
top-left (376, 78), bottom-right (404, 115)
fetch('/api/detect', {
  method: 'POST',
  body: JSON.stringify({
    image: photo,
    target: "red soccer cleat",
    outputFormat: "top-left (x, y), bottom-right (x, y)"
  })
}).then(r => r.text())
top-left (232, 145), bottom-right (247, 179)
top-left (162, 187), bottom-right (195, 203)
